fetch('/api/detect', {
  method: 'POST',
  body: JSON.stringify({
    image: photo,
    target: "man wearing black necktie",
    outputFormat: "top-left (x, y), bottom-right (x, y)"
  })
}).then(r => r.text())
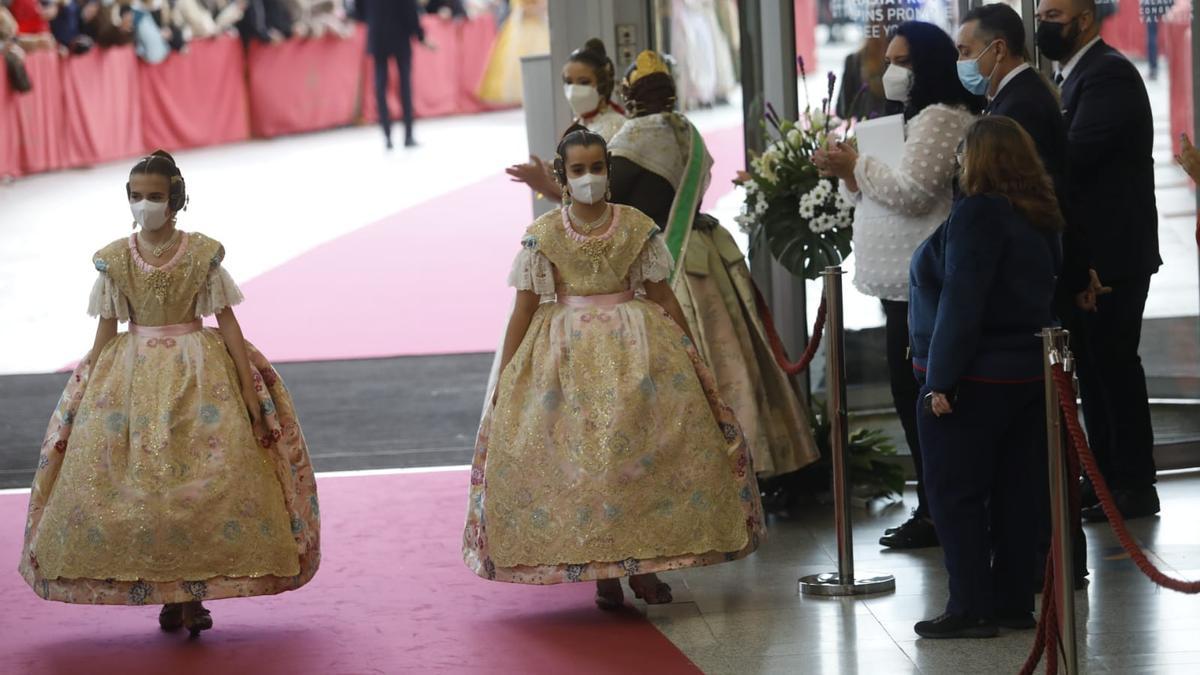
top-left (1036, 0), bottom-right (1162, 521)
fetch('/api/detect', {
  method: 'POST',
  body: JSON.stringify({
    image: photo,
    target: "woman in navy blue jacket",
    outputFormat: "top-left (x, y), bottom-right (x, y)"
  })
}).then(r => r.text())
top-left (908, 116), bottom-right (1064, 639)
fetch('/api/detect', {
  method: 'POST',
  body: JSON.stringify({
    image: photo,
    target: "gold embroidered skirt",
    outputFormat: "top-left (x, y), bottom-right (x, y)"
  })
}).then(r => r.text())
top-left (464, 295), bottom-right (764, 584)
top-left (20, 326), bottom-right (320, 605)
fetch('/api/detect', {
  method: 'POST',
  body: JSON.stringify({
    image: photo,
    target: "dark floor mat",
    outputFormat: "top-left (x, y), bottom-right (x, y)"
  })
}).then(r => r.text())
top-left (0, 353), bottom-right (493, 489)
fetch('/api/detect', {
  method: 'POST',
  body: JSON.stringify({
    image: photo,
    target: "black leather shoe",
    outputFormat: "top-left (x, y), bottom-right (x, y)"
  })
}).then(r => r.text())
top-left (995, 611), bottom-right (1037, 630)
top-left (880, 514), bottom-right (939, 549)
top-left (883, 509), bottom-right (928, 535)
top-left (914, 613), bottom-right (998, 639)
top-left (1081, 486), bottom-right (1160, 523)
top-left (1080, 478), bottom-right (1098, 509)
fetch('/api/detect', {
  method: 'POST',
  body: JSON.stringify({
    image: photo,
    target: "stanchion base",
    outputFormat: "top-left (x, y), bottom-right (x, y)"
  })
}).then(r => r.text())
top-left (799, 572), bottom-right (896, 597)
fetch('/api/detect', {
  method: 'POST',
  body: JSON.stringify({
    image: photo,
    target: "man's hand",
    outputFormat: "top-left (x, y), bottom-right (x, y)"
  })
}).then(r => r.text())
top-left (1177, 133), bottom-right (1200, 183)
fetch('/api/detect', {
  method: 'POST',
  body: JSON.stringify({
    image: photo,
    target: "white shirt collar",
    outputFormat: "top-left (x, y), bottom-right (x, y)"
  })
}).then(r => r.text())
top-left (1057, 36), bottom-right (1102, 83)
top-left (991, 63), bottom-right (1031, 100)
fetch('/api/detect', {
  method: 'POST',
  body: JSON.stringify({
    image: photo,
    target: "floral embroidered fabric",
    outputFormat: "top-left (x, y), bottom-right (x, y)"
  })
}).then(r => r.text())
top-left (463, 205), bottom-right (765, 584)
top-left (20, 232), bottom-right (320, 605)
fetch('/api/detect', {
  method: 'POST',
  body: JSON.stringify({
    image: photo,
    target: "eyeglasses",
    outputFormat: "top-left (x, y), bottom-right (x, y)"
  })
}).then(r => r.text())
top-left (955, 142), bottom-right (966, 167)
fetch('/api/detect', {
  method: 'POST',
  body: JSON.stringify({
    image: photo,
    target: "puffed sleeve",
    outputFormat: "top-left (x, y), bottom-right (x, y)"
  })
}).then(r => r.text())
top-left (853, 105), bottom-right (970, 217)
top-left (629, 231), bottom-right (674, 289)
top-left (506, 234), bottom-right (556, 298)
top-left (87, 257), bottom-right (131, 321)
top-left (195, 246), bottom-right (246, 317)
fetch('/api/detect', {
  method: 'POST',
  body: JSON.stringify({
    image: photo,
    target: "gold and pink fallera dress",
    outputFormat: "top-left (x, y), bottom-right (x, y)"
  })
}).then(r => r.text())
top-left (20, 232), bottom-right (320, 605)
top-left (463, 205), bottom-right (765, 584)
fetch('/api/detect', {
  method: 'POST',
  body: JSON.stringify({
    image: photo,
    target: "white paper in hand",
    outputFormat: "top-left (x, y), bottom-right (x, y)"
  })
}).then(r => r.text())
top-left (850, 114), bottom-right (906, 219)
top-left (853, 114), bottom-right (906, 169)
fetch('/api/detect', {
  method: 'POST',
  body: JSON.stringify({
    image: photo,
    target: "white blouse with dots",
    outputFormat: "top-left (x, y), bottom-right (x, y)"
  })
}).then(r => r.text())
top-left (843, 103), bottom-right (976, 302)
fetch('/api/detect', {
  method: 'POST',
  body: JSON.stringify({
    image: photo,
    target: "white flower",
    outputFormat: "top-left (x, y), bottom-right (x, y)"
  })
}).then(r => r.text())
top-left (759, 156), bottom-right (779, 184)
top-left (809, 110), bottom-right (828, 130)
top-left (787, 128), bottom-right (803, 148)
top-left (754, 195), bottom-right (770, 215)
top-left (799, 201), bottom-right (816, 219)
top-left (735, 211), bottom-right (755, 234)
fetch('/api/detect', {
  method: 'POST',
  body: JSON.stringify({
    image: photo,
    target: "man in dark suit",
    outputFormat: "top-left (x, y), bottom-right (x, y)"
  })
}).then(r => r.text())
top-left (958, 5), bottom-right (1065, 188)
top-left (353, 0), bottom-right (433, 149)
top-left (1036, 0), bottom-right (1162, 520)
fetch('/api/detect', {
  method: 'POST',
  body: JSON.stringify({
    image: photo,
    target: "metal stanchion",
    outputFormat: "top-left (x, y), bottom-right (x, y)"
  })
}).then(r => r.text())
top-left (1040, 327), bottom-right (1079, 675)
top-left (799, 267), bottom-right (895, 597)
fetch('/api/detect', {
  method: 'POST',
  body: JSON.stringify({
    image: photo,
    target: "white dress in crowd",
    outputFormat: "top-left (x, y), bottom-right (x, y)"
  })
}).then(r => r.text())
top-left (842, 104), bottom-right (976, 301)
top-left (670, 0), bottom-right (738, 109)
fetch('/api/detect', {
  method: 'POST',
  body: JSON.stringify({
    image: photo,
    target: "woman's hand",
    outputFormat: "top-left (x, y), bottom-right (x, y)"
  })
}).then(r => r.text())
top-left (506, 155), bottom-right (560, 199)
top-left (929, 392), bottom-right (953, 416)
top-left (506, 155), bottom-right (549, 185)
top-left (242, 383), bottom-right (267, 444)
top-left (821, 141), bottom-right (859, 182)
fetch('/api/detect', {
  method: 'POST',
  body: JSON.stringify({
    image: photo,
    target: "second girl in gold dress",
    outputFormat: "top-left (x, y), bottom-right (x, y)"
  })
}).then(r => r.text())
top-left (464, 129), bottom-right (764, 609)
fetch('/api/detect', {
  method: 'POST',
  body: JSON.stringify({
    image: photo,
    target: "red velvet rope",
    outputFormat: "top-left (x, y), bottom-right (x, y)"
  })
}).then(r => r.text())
top-left (1052, 365), bottom-right (1200, 594)
top-left (751, 281), bottom-right (827, 376)
top-left (1022, 364), bottom-right (1199, 674)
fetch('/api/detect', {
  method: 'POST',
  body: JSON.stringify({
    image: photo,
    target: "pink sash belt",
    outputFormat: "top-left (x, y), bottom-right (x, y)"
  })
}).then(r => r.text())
top-left (130, 320), bottom-right (203, 337)
top-left (557, 290), bottom-right (636, 308)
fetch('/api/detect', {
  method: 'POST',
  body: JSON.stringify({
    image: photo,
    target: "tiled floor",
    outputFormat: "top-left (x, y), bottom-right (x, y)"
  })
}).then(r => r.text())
top-left (642, 472), bottom-right (1200, 674)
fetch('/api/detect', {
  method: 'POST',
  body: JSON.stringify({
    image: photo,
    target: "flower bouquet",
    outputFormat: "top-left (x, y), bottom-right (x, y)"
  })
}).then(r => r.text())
top-left (735, 64), bottom-right (855, 280)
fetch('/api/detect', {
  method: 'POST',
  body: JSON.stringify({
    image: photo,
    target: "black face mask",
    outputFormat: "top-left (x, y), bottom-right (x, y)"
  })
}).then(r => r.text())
top-left (1036, 18), bottom-right (1078, 62)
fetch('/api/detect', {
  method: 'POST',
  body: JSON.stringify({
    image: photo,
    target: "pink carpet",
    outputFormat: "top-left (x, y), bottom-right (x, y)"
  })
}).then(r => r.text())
top-left (0, 471), bottom-right (700, 674)
top-left (231, 125), bottom-right (745, 363)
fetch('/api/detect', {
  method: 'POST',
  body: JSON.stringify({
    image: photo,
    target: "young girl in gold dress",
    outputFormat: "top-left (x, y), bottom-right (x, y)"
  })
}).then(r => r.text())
top-left (463, 129), bottom-right (764, 609)
top-left (19, 151), bottom-right (320, 636)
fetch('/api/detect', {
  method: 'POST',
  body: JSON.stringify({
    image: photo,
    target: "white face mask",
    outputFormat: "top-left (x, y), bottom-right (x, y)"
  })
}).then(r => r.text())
top-left (567, 173), bottom-right (607, 205)
top-left (131, 199), bottom-right (170, 231)
top-left (882, 64), bottom-right (914, 103)
top-left (564, 84), bottom-right (602, 117)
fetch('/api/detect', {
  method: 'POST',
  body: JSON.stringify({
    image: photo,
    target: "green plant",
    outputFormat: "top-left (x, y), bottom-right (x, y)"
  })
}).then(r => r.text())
top-left (807, 397), bottom-right (906, 501)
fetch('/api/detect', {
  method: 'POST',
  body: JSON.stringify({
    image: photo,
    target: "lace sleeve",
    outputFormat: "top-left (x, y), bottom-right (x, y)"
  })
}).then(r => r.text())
top-left (853, 106), bottom-right (969, 217)
top-left (87, 271), bottom-right (131, 321)
top-left (195, 264), bottom-right (245, 318)
top-left (506, 237), bottom-right (556, 298)
top-left (629, 231), bottom-right (674, 289)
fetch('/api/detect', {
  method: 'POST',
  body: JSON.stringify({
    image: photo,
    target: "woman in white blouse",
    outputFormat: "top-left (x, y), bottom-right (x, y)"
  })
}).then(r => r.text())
top-left (814, 20), bottom-right (982, 551)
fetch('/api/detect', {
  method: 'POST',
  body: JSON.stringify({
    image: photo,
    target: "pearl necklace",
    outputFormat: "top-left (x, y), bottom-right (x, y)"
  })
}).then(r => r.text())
top-left (568, 203), bottom-right (612, 233)
top-left (138, 229), bottom-right (180, 259)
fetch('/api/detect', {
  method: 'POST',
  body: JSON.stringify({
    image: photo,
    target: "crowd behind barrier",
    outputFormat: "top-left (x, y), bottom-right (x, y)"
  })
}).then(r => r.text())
top-left (0, 15), bottom-right (502, 179)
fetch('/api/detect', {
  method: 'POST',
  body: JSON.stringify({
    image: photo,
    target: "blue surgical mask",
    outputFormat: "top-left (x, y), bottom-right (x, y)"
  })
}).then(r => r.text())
top-left (957, 42), bottom-right (999, 96)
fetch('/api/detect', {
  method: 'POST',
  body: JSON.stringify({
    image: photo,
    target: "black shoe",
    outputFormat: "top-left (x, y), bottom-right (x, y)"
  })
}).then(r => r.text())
top-left (880, 514), bottom-right (939, 549)
top-left (1081, 486), bottom-right (1160, 523)
top-left (404, 136), bottom-right (418, 148)
top-left (159, 603), bottom-right (184, 631)
top-left (385, 137), bottom-right (394, 151)
top-left (883, 509), bottom-right (925, 535)
top-left (1080, 477), bottom-right (1098, 509)
top-left (914, 613), bottom-right (998, 639)
top-left (995, 611), bottom-right (1037, 630)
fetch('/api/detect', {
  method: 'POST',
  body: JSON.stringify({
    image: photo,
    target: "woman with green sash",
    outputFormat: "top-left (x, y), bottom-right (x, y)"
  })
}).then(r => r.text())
top-left (610, 51), bottom-right (819, 482)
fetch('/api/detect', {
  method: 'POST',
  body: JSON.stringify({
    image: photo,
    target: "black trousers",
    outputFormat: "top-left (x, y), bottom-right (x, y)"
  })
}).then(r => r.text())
top-left (919, 378), bottom-right (1048, 618)
top-left (373, 41), bottom-right (415, 143)
top-left (881, 299), bottom-right (926, 517)
top-left (1069, 275), bottom-right (1156, 491)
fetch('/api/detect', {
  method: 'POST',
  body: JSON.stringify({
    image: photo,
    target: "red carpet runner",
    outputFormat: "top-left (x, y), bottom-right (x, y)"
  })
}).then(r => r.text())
top-left (0, 471), bottom-right (700, 674)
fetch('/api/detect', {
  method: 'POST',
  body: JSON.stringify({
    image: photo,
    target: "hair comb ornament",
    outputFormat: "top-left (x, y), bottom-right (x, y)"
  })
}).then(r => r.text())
top-left (626, 50), bottom-right (670, 87)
